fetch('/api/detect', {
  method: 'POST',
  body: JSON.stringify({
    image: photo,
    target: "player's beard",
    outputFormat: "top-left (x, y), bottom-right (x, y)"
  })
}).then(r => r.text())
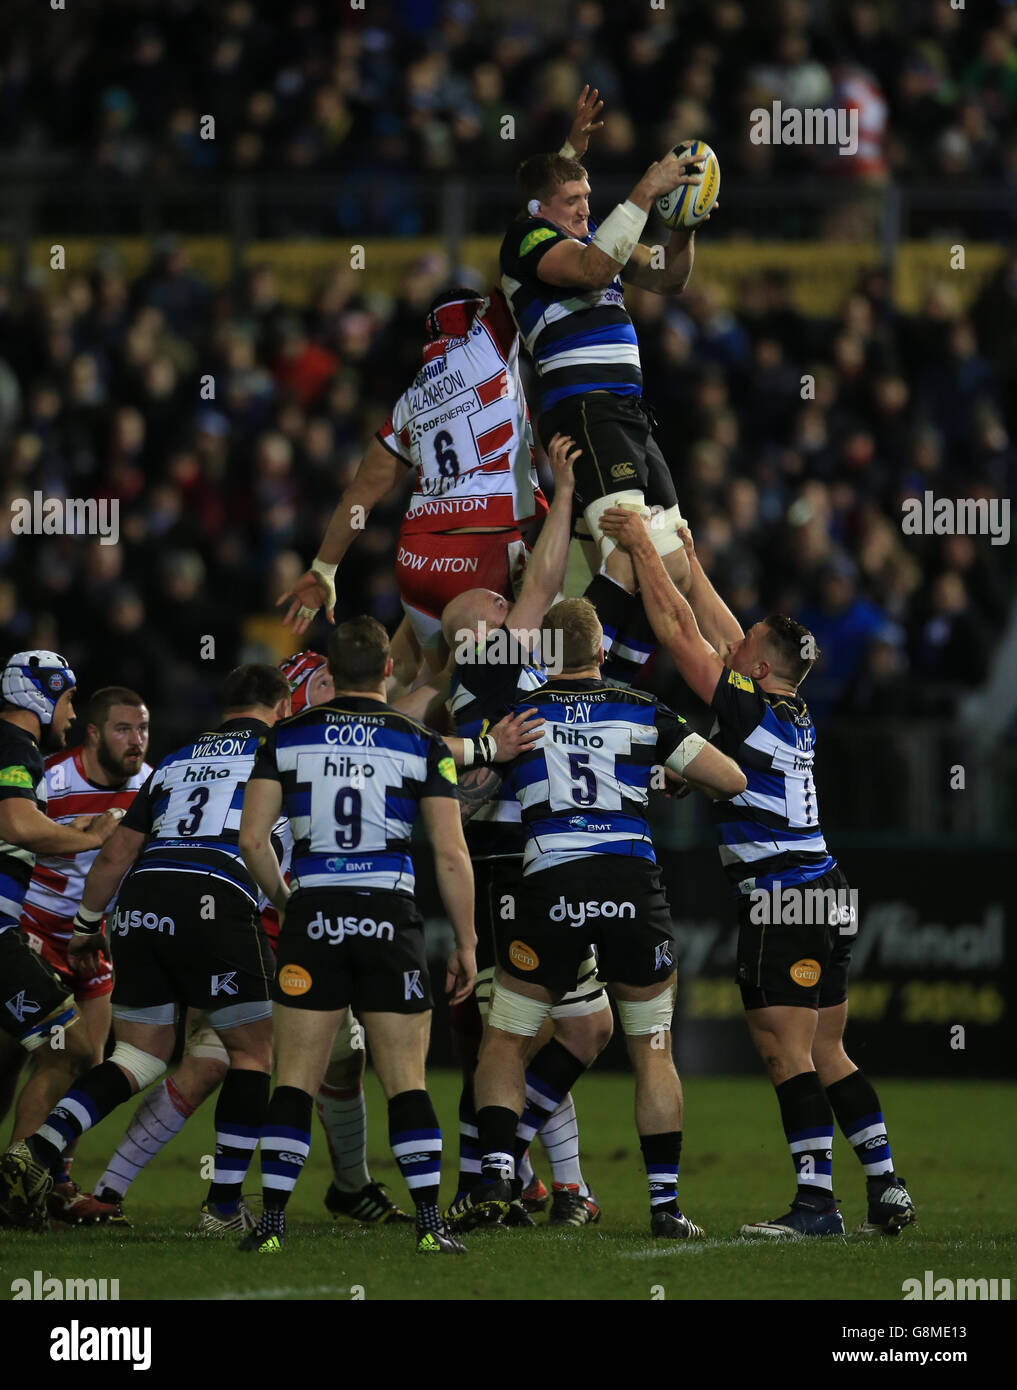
top-left (96, 735), bottom-right (142, 784)
top-left (40, 720), bottom-right (68, 754)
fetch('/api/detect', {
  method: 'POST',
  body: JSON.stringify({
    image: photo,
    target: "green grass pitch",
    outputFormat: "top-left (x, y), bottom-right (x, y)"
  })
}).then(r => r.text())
top-left (2, 1073), bottom-right (1013, 1301)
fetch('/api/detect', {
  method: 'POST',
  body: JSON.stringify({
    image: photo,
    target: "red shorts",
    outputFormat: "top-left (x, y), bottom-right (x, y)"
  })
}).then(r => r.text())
top-left (261, 906), bottom-right (280, 957)
top-left (396, 530), bottom-right (528, 648)
top-left (19, 914), bottom-right (113, 1002)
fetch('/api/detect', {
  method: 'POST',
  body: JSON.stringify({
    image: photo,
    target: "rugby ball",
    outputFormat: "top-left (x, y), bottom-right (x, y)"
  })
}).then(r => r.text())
top-left (656, 140), bottom-right (720, 229)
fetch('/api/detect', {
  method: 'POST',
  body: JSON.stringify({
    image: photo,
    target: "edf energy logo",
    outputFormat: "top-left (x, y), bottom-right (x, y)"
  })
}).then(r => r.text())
top-left (550, 898), bottom-right (636, 929)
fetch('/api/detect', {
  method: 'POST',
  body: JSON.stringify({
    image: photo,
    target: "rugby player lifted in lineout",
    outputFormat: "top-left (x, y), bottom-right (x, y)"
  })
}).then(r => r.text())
top-left (276, 91), bottom-right (619, 676)
top-left (499, 89), bottom-right (716, 599)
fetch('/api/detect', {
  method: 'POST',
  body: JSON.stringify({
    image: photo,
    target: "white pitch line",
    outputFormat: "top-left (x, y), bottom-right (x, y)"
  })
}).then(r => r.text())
top-left (203, 1284), bottom-right (355, 1301)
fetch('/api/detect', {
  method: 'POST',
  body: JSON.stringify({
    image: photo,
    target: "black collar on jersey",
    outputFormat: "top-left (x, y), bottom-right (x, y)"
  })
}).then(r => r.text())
top-left (541, 676), bottom-right (607, 693)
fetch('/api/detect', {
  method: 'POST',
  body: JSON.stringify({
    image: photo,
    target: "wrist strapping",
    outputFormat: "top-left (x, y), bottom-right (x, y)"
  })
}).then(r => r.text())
top-left (591, 199), bottom-right (648, 266)
top-left (461, 735), bottom-right (498, 768)
top-left (310, 558), bottom-right (337, 605)
top-left (72, 904), bottom-right (104, 937)
top-left (559, 139), bottom-right (579, 159)
top-left (666, 732), bottom-right (707, 777)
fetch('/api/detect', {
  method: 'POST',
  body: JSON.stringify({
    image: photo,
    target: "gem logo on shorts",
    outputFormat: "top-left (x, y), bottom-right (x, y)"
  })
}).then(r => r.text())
top-left (279, 964), bottom-right (312, 995)
top-left (508, 940), bottom-right (539, 972)
top-left (789, 957), bottom-right (822, 987)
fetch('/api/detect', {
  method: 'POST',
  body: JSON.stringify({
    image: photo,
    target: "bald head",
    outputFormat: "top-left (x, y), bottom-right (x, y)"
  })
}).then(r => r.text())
top-left (441, 588), bottom-right (505, 647)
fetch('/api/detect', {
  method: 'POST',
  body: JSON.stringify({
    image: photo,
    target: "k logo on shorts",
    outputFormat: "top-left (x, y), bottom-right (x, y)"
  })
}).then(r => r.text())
top-left (403, 970), bottom-right (424, 1001)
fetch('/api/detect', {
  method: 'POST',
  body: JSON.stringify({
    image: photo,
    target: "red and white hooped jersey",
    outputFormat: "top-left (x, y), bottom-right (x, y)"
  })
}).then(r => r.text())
top-left (20, 746), bottom-right (153, 944)
top-left (377, 291), bottom-right (548, 535)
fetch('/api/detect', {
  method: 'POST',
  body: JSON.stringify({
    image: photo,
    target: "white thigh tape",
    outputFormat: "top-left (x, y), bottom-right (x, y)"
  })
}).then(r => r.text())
top-left (110, 1041), bottom-right (167, 1089)
top-left (583, 490), bottom-right (648, 565)
top-left (616, 988), bottom-right (675, 1037)
top-left (487, 981), bottom-right (551, 1037)
top-left (648, 504), bottom-right (686, 559)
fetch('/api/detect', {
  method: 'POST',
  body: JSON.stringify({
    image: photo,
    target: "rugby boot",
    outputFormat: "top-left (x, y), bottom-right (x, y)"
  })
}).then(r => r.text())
top-left (520, 1175), bottom-right (549, 1213)
top-left (740, 1190), bottom-right (845, 1239)
top-left (548, 1182), bottom-right (602, 1227)
top-left (196, 1195), bottom-right (257, 1236)
top-left (650, 1207), bottom-right (705, 1239)
top-left (0, 1140), bottom-right (53, 1230)
top-left (417, 1226), bottom-right (468, 1253)
top-left (443, 1178), bottom-right (513, 1232)
top-left (48, 1178), bottom-right (125, 1227)
top-left (94, 1187), bottom-right (132, 1228)
top-left (325, 1179), bottom-right (413, 1225)
top-left (856, 1177), bottom-right (917, 1237)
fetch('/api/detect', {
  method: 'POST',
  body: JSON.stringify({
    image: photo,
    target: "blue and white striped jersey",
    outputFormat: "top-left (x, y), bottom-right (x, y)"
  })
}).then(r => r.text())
top-left (121, 719), bottom-right (280, 907)
top-left (447, 627), bottom-right (547, 861)
top-left (0, 721), bottom-right (45, 935)
top-left (708, 668), bottom-right (835, 895)
top-left (502, 678), bottom-right (692, 876)
top-left (249, 697), bottom-right (458, 896)
top-left (499, 215), bottom-right (642, 412)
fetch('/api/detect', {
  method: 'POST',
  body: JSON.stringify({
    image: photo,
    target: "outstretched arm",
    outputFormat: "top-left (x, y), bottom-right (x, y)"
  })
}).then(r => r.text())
top-left (678, 526), bottom-right (745, 657)
top-left (599, 509), bottom-right (725, 705)
top-left (503, 433), bottom-right (578, 635)
top-left (278, 434), bottom-right (407, 633)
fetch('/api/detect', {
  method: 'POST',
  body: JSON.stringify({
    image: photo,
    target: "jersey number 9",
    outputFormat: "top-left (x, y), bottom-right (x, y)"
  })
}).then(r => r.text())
top-left (334, 788), bottom-right (362, 848)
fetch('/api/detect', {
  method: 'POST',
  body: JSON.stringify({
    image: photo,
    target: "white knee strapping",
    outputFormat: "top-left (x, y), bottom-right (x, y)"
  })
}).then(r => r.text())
top-left (110, 1041), bottom-right (167, 1089)
top-left (616, 989), bottom-right (675, 1037)
top-left (648, 504), bottom-right (687, 559)
top-left (184, 1017), bottom-right (229, 1066)
top-left (583, 491), bottom-right (648, 566)
top-left (487, 981), bottom-right (552, 1038)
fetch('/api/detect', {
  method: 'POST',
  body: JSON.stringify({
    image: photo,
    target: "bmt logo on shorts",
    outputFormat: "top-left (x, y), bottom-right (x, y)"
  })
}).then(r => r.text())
top-left (789, 957), bottom-right (822, 987)
top-left (508, 940), bottom-right (539, 972)
top-left (279, 964), bottom-right (312, 996)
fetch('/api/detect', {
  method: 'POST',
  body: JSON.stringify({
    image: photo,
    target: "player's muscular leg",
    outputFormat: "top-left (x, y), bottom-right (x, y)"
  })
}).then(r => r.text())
top-left (78, 995), bottom-right (113, 1067)
top-left (745, 1005), bottom-right (819, 1087)
top-left (10, 1006), bottom-right (94, 1139)
top-left (172, 1010), bottom-right (229, 1106)
top-left (811, 1001), bottom-right (855, 1088)
top-left (322, 1010), bottom-right (366, 1091)
top-left (477, 971), bottom-right (557, 1115)
top-left (0, 1032), bottom-right (26, 1127)
top-left (663, 543), bottom-right (691, 595)
top-left (552, 1008), bottom-right (613, 1068)
top-left (274, 1005), bottom-right (345, 1095)
top-left (360, 1010), bottom-right (430, 1098)
top-left (216, 1016), bottom-right (273, 1074)
top-left (613, 977), bottom-right (682, 1134)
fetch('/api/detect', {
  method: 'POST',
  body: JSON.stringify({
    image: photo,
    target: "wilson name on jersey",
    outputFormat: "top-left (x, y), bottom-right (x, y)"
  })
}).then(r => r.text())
top-left (499, 215), bottom-right (642, 412)
top-left (22, 746), bottom-right (153, 939)
top-left (503, 679), bottom-right (691, 875)
top-left (447, 628), bottom-right (547, 860)
top-left (709, 668), bottom-right (835, 894)
top-left (377, 294), bottom-right (543, 533)
top-left (121, 719), bottom-right (278, 907)
top-left (0, 722), bottom-right (45, 934)
top-left (250, 698), bottom-right (457, 895)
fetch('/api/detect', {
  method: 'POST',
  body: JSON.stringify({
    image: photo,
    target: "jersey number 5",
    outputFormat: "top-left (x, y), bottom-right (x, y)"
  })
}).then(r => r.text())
top-left (568, 752), bottom-right (598, 806)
